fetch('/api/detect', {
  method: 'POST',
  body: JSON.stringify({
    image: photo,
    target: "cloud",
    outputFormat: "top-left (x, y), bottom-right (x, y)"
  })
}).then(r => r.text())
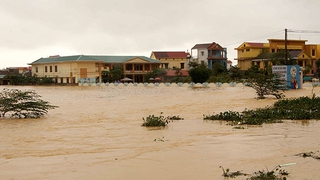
top-left (1, 0), bottom-right (320, 67)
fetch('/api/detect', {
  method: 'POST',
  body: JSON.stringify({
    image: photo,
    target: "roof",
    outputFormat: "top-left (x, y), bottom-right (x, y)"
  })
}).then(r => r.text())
top-left (289, 50), bottom-right (303, 58)
top-left (165, 69), bottom-right (189, 77)
top-left (191, 43), bottom-right (213, 49)
top-left (29, 55), bottom-right (161, 65)
top-left (152, 51), bottom-right (190, 59)
top-left (246, 42), bottom-right (265, 47)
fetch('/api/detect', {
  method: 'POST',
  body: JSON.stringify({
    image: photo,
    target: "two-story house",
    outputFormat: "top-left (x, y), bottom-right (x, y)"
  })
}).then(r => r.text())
top-left (190, 42), bottom-right (227, 69)
top-left (29, 55), bottom-right (162, 84)
top-left (150, 51), bottom-right (190, 70)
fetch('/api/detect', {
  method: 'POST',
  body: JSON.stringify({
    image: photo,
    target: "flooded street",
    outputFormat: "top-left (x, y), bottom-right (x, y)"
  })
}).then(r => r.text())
top-left (1, 84), bottom-right (320, 179)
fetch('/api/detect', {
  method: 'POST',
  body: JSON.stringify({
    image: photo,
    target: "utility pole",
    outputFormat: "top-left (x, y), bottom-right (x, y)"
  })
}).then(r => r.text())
top-left (285, 28), bottom-right (288, 65)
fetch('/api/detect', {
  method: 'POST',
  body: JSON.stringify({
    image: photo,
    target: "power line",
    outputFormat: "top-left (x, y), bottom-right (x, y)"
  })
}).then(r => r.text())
top-left (287, 29), bottom-right (320, 34)
top-left (224, 30), bottom-right (283, 46)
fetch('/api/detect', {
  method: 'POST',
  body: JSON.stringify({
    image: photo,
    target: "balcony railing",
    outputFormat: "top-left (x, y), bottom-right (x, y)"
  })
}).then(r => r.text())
top-left (124, 70), bottom-right (151, 74)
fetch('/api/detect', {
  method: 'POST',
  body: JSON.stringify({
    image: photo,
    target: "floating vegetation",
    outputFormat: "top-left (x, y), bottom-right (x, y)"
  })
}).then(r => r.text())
top-left (220, 163), bottom-right (293, 179)
top-left (167, 115), bottom-right (184, 120)
top-left (154, 136), bottom-right (167, 142)
top-left (295, 151), bottom-right (320, 160)
top-left (204, 95), bottom-right (320, 125)
top-left (219, 166), bottom-right (249, 178)
top-left (142, 112), bottom-right (168, 127)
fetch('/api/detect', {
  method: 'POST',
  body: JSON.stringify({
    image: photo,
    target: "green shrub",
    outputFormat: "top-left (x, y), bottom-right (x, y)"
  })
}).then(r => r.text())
top-left (142, 112), bottom-right (168, 127)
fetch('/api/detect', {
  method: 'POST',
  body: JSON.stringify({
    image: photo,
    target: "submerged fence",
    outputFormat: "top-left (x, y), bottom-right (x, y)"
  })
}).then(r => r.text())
top-left (78, 81), bottom-right (318, 88)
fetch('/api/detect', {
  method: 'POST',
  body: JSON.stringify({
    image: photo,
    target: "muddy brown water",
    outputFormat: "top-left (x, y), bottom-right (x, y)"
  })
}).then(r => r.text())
top-left (0, 85), bottom-right (320, 180)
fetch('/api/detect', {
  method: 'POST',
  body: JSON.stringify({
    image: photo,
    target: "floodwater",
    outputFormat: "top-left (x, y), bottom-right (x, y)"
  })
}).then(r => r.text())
top-left (0, 84), bottom-right (320, 180)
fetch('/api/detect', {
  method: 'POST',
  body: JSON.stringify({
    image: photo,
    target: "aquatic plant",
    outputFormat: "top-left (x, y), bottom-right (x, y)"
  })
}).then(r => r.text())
top-left (295, 151), bottom-right (320, 160)
top-left (203, 95), bottom-right (320, 125)
top-left (220, 164), bottom-right (291, 179)
top-left (142, 112), bottom-right (168, 127)
top-left (167, 115), bottom-right (184, 120)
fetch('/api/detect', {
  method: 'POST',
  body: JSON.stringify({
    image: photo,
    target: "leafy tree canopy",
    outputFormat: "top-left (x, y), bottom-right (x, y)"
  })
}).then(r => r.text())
top-left (0, 88), bottom-right (58, 118)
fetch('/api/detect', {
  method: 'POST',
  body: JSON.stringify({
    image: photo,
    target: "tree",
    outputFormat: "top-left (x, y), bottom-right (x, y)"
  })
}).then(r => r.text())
top-left (101, 67), bottom-right (124, 82)
top-left (188, 66), bottom-right (212, 83)
top-left (0, 88), bottom-right (58, 118)
top-left (245, 68), bottom-right (287, 99)
top-left (316, 58), bottom-right (320, 78)
top-left (144, 68), bottom-right (167, 82)
top-left (228, 66), bottom-right (243, 82)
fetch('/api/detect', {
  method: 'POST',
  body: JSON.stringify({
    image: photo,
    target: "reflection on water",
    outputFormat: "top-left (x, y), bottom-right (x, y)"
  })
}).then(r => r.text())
top-left (1, 85), bottom-right (320, 180)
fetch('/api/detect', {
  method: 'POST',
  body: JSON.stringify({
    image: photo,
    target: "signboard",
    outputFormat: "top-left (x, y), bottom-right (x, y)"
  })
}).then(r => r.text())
top-left (272, 65), bottom-right (300, 89)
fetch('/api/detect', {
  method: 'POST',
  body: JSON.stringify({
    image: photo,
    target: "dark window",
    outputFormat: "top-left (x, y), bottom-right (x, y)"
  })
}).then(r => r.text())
top-left (165, 64), bottom-right (169, 69)
top-left (201, 51), bottom-right (204, 56)
top-left (312, 49), bottom-right (316, 56)
top-left (55, 65), bottom-right (58, 72)
top-left (272, 49), bottom-right (275, 53)
top-left (246, 49), bottom-right (250, 52)
top-left (45, 66), bottom-right (47, 72)
top-left (36, 67), bottom-right (38, 73)
top-left (50, 66), bottom-right (52, 72)
top-left (60, 78), bottom-right (63, 83)
top-left (180, 63), bottom-right (185, 69)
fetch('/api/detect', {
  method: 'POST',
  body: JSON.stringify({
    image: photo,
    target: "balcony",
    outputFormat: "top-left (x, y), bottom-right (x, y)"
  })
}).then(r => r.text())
top-left (124, 70), bottom-right (151, 74)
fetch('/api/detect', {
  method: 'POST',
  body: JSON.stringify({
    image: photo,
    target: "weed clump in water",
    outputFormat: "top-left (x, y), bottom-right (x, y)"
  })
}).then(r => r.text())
top-left (204, 95), bottom-right (320, 125)
top-left (142, 112), bottom-right (168, 127)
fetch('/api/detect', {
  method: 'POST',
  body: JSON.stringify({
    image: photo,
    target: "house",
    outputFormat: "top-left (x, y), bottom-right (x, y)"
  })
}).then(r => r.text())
top-left (234, 42), bottom-right (269, 70)
top-left (0, 67), bottom-right (31, 85)
top-left (150, 51), bottom-right (190, 70)
top-left (235, 39), bottom-right (320, 74)
top-left (190, 42), bottom-right (228, 69)
top-left (29, 55), bottom-right (163, 84)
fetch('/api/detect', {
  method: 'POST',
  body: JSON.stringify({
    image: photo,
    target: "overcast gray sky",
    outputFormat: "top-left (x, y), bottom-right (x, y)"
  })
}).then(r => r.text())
top-left (1, 0), bottom-right (320, 68)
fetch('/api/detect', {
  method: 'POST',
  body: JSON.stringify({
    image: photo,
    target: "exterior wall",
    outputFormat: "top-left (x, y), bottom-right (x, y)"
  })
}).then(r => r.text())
top-left (157, 58), bottom-right (186, 69)
top-left (32, 62), bottom-right (99, 84)
top-left (269, 39), bottom-right (306, 51)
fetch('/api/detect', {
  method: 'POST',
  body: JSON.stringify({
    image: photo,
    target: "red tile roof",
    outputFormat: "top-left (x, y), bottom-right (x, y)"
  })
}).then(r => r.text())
top-left (246, 42), bottom-right (264, 47)
top-left (191, 43), bottom-right (212, 49)
top-left (152, 51), bottom-right (190, 59)
top-left (165, 69), bottom-right (189, 77)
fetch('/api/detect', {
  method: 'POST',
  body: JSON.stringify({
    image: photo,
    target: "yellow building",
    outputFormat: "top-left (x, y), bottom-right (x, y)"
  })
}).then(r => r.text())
top-left (235, 39), bottom-right (320, 74)
top-left (150, 51), bottom-right (190, 70)
top-left (235, 42), bottom-right (269, 70)
top-left (29, 55), bottom-right (162, 83)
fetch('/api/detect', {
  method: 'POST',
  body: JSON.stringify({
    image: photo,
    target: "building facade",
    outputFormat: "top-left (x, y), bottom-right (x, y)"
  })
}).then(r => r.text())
top-left (29, 55), bottom-right (162, 83)
top-left (190, 42), bottom-right (227, 69)
top-left (235, 39), bottom-right (320, 74)
top-left (150, 51), bottom-right (190, 70)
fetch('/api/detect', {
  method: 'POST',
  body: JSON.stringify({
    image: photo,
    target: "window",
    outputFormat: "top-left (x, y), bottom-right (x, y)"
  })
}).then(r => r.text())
top-left (180, 63), bottom-right (185, 69)
top-left (45, 66), bottom-right (47, 72)
top-left (55, 65), bottom-right (58, 72)
top-left (312, 49), bottom-right (316, 56)
top-left (272, 49), bottom-right (275, 53)
top-left (165, 64), bottom-right (169, 69)
top-left (35, 66), bottom-right (38, 73)
top-left (50, 66), bottom-right (52, 72)
top-left (201, 51), bottom-right (204, 56)
top-left (60, 78), bottom-right (63, 83)
top-left (246, 49), bottom-right (250, 52)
